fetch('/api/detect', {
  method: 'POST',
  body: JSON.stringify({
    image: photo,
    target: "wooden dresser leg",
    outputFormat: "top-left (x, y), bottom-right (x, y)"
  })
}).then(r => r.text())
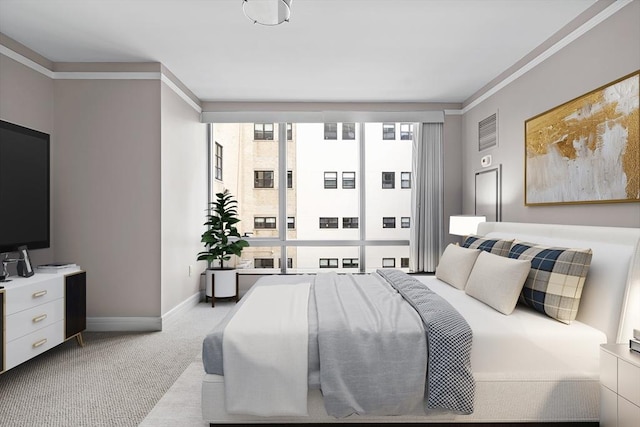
top-left (75, 333), bottom-right (85, 347)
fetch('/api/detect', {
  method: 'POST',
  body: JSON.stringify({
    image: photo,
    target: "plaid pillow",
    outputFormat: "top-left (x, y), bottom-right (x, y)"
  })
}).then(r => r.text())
top-left (508, 241), bottom-right (593, 324)
top-left (462, 235), bottom-right (513, 257)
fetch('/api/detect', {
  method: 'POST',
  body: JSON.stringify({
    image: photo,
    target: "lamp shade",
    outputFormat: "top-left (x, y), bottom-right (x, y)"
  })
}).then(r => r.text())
top-left (243, 0), bottom-right (292, 26)
top-left (449, 215), bottom-right (486, 236)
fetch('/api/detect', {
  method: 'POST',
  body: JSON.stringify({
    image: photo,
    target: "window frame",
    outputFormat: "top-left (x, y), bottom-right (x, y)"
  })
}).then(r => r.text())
top-left (324, 123), bottom-right (338, 140)
top-left (342, 122), bottom-right (356, 140)
top-left (382, 123), bottom-right (396, 140)
top-left (254, 258), bottom-right (275, 268)
top-left (254, 123), bottom-right (274, 140)
top-left (319, 217), bottom-right (339, 229)
top-left (342, 217), bottom-right (359, 229)
top-left (319, 258), bottom-right (339, 268)
top-left (342, 171), bottom-right (356, 189)
top-left (214, 142), bottom-right (223, 181)
top-left (254, 170), bottom-right (275, 188)
top-left (382, 258), bottom-right (396, 268)
top-left (324, 171), bottom-right (338, 189)
top-left (382, 172), bottom-right (395, 189)
top-left (254, 216), bottom-right (277, 229)
top-left (383, 217), bottom-right (396, 229)
top-left (400, 123), bottom-right (413, 140)
top-left (342, 258), bottom-right (359, 268)
top-left (401, 171), bottom-right (411, 189)
top-left (401, 217), bottom-right (410, 228)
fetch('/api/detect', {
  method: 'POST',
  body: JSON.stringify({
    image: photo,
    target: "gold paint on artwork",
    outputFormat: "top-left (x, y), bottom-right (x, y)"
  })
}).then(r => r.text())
top-left (525, 71), bottom-right (640, 205)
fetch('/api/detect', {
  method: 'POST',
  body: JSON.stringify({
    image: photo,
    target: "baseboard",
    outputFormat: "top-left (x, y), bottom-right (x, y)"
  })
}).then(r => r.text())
top-left (86, 316), bottom-right (162, 332)
top-left (86, 291), bottom-right (204, 332)
top-left (161, 291), bottom-right (204, 328)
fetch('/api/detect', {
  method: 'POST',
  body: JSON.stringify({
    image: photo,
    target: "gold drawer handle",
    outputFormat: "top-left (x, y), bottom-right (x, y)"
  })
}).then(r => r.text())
top-left (32, 338), bottom-right (47, 348)
top-left (32, 290), bottom-right (47, 298)
top-left (33, 314), bottom-right (48, 323)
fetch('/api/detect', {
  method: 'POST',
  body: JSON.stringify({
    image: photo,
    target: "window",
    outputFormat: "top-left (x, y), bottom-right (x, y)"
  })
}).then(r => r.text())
top-left (214, 142), bottom-right (223, 181)
top-left (342, 171), bottom-right (356, 189)
top-left (324, 123), bottom-right (337, 140)
top-left (343, 217), bottom-right (359, 228)
top-left (400, 123), bottom-right (413, 140)
top-left (287, 170), bottom-right (293, 189)
top-left (382, 258), bottom-right (396, 268)
top-left (254, 217), bottom-right (277, 229)
top-left (382, 172), bottom-right (395, 189)
top-left (401, 258), bottom-right (409, 268)
top-left (383, 217), bottom-right (396, 228)
top-left (324, 171), bottom-right (338, 189)
top-left (383, 123), bottom-right (396, 140)
top-left (287, 216), bottom-right (295, 229)
top-left (254, 170), bottom-right (274, 188)
top-left (342, 258), bottom-right (359, 268)
top-left (319, 258), bottom-right (338, 268)
top-left (319, 217), bottom-right (339, 229)
top-left (401, 217), bottom-right (410, 228)
top-left (254, 258), bottom-right (274, 268)
top-left (254, 123), bottom-right (274, 140)
top-left (287, 123), bottom-right (292, 140)
top-left (401, 172), bottom-right (411, 189)
top-left (279, 258), bottom-right (293, 268)
top-left (342, 123), bottom-right (356, 140)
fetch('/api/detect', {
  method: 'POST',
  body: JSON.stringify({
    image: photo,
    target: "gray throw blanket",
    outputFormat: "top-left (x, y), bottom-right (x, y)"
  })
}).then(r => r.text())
top-left (314, 272), bottom-right (427, 417)
top-left (377, 269), bottom-right (475, 414)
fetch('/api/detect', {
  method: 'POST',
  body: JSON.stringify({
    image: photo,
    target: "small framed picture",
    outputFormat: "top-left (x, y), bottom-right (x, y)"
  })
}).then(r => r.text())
top-left (17, 245), bottom-right (34, 277)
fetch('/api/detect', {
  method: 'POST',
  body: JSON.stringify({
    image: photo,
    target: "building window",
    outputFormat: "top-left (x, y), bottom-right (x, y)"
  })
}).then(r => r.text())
top-left (319, 217), bottom-right (338, 229)
top-left (401, 258), bottom-right (409, 268)
top-left (383, 217), bottom-right (396, 228)
top-left (324, 171), bottom-right (338, 189)
top-left (343, 217), bottom-right (359, 228)
top-left (383, 123), bottom-right (395, 140)
top-left (382, 258), bottom-right (396, 268)
top-left (342, 258), bottom-right (359, 268)
top-left (382, 172), bottom-right (395, 189)
top-left (287, 216), bottom-right (295, 229)
top-left (279, 258), bottom-right (293, 268)
top-left (287, 123), bottom-right (293, 140)
top-left (342, 123), bottom-right (356, 140)
top-left (214, 142), bottom-right (223, 181)
top-left (401, 217), bottom-right (410, 228)
top-left (401, 172), bottom-right (411, 189)
top-left (342, 171), bottom-right (356, 189)
top-left (254, 170), bottom-right (274, 188)
top-left (254, 258), bottom-right (274, 268)
top-left (319, 258), bottom-right (338, 268)
top-left (287, 170), bottom-right (293, 189)
top-left (324, 123), bottom-right (338, 140)
top-left (400, 123), bottom-right (413, 140)
top-left (254, 123), bottom-right (274, 140)
top-left (254, 217), bottom-right (277, 229)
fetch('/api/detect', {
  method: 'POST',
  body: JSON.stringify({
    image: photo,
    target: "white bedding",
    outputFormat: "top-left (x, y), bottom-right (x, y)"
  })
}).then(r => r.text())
top-left (418, 276), bottom-right (606, 380)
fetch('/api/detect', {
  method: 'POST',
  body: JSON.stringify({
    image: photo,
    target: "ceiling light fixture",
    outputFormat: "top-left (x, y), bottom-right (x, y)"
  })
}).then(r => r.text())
top-left (242, 0), bottom-right (292, 26)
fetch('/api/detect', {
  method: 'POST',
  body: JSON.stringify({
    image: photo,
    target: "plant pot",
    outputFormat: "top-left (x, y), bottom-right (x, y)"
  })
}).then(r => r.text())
top-left (205, 268), bottom-right (237, 298)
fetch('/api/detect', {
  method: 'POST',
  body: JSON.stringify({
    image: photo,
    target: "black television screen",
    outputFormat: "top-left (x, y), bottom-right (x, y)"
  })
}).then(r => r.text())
top-left (0, 120), bottom-right (50, 253)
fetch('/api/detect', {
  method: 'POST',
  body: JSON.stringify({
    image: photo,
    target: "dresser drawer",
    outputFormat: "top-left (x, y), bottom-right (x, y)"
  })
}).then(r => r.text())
top-left (6, 298), bottom-right (64, 342)
top-left (618, 358), bottom-right (640, 406)
top-left (5, 277), bottom-right (64, 315)
top-left (5, 320), bottom-right (64, 370)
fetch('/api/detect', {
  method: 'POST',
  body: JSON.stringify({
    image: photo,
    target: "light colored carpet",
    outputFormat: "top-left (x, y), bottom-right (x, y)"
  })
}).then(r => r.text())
top-left (0, 301), bottom-right (233, 427)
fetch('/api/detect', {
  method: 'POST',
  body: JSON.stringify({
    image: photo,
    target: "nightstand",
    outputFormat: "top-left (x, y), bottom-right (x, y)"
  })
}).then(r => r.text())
top-left (600, 344), bottom-right (640, 427)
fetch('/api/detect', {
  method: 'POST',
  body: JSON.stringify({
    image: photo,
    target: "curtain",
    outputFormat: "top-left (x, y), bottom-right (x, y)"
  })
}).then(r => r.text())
top-left (410, 122), bottom-right (443, 273)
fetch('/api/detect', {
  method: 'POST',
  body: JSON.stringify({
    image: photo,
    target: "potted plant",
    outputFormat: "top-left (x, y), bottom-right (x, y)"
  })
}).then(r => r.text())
top-left (197, 189), bottom-right (249, 304)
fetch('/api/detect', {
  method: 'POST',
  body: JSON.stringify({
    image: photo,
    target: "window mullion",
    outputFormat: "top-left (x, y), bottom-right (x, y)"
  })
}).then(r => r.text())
top-left (278, 122), bottom-right (288, 273)
top-left (358, 122), bottom-right (366, 273)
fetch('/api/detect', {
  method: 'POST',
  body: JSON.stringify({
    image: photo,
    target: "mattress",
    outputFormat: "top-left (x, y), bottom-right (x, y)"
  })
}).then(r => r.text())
top-left (416, 276), bottom-right (606, 380)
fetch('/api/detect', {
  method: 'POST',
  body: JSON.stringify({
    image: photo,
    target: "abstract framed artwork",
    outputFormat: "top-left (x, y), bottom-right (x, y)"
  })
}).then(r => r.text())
top-left (524, 70), bottom-right (639, 206)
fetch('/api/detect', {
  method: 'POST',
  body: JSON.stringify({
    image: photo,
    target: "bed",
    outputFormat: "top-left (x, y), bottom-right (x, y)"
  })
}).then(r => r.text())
top-left (201, 222), bottom-right (640, 424)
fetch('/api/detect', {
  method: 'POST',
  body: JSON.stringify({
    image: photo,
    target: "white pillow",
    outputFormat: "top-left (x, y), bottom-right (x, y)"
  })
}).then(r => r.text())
top-left (435, 244), bottom-right (481, 290)
top-left (465, 251), bottom-right (531, 315)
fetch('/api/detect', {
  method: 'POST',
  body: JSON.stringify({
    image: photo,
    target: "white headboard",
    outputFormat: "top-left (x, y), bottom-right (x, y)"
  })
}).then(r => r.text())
top-left (477, 222), bottom-right (640, 344)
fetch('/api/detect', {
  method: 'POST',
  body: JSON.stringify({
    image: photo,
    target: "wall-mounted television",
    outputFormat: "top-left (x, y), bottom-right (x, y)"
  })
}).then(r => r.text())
top-left (0, 120), bottom-right (50, 254)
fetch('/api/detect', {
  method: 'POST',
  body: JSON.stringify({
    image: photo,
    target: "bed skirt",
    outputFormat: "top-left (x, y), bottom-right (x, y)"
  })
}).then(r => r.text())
top-left (201, 373), bottom-right (599, 424)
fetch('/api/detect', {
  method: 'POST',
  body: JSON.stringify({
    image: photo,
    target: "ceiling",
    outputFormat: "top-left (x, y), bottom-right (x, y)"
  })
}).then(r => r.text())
top-left (0, 0), bottom-right (602, 103)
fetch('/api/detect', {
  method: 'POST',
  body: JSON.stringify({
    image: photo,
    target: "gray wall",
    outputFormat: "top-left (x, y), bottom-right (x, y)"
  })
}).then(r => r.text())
top-left (461, 2), bottom-right (640, 227)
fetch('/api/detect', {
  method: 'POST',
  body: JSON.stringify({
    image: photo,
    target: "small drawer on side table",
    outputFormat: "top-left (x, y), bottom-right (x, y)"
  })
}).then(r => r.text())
top-left (600, 344), bottom-right (640, 427)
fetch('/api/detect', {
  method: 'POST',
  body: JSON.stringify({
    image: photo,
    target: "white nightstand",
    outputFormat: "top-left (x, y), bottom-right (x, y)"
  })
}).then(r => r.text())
top-left (600, 344), bottom-right (640, 427)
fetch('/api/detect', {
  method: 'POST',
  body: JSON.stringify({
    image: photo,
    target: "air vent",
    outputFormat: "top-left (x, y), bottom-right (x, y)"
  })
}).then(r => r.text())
top-left (479, 113), bottom-right (497, 151)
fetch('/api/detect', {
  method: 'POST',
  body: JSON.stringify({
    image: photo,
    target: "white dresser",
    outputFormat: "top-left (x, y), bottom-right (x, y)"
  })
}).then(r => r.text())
top-left (600, 344), bottom-right (640, 427)
top-left (0, 269), bottom-right (86, 373)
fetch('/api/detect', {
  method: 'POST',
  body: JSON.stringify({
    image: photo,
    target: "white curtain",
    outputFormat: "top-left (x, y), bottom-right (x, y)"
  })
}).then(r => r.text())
top-left (410, 122), bottom-right (443, 273)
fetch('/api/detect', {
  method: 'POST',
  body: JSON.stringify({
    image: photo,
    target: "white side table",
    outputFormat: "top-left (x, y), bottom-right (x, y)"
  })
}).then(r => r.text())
top-left (600, 344), bottom-right (640, 427)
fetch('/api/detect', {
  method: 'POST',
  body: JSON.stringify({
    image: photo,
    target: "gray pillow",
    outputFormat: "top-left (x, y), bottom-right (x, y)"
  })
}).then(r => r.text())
top-left (436, 244), bottom-right (481, 290)
top-left (465, 251), bottom-right (531, 315)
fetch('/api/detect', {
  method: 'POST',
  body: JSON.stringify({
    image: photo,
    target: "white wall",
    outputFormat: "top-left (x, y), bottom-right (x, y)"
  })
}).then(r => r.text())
top-left (461, 2), bottom-right (640, 227)
top-left (160, 82), bottom-right (208, 315)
